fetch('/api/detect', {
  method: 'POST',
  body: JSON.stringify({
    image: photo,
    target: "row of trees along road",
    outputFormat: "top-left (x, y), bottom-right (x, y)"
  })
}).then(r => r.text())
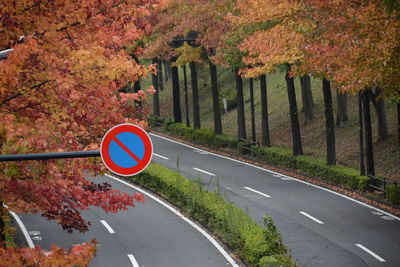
top-left (143, 0), bottom-right (400, 174)
top-left (0, 0), bottom-right (399, 265)
top-left (0, 0), bottom-right (167, 265)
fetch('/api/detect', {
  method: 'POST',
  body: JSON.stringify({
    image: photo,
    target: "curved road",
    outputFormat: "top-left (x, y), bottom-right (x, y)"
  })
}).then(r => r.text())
top-left (16, 133), bottom-right (400, 267)
top-left (17, 174), bottom-right (236, 267)
top-left (149, 133), bottom-right (400, 267)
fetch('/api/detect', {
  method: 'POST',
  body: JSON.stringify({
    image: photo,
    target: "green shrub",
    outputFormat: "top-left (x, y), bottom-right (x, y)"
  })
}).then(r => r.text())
top-left (189, 128), bottom-right (215, 145)
top-left (169, 123), bottom-right (194, 137)
top-left (161, 122), bottom-right (372, 193)
top-left (238, 141), bottom-right (252, 155)
top-left (163, 122), bottom-right (238, 149)
top-left (214, 134), bottom-right (238, 149)
top-left (162, 118), bottom-right (175, 131)
top-left (258, 255), bottom-right (296, 267)
top-left (148, 114), bottom-right (168, 128)
top-left (387, 185), bottom-right (400, 205)
top-left (252, 146), bottom-right (370, 191)
top-left (147, 114), bottom-right (158, 127)
top-left (131, 164), bottom-right (294, 266)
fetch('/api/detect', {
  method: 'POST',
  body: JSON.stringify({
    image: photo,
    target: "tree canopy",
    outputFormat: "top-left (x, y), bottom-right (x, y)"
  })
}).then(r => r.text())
top-left (0, 0), bottom-right (164, 264)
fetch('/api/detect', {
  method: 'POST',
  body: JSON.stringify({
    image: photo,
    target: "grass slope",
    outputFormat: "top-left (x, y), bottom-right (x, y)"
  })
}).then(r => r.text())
top-left (143, 63), bottom-right (399, 181)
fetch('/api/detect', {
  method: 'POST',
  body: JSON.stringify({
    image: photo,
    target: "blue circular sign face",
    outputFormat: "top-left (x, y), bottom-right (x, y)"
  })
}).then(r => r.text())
top-left (109, 132), bottom-right (145, 168)
top-left (100, 124), bottom-right (153, 176)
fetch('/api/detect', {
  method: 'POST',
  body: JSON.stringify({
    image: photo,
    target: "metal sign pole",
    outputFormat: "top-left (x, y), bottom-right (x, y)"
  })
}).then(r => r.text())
top-left (0, 151), bottom-right (100, 162)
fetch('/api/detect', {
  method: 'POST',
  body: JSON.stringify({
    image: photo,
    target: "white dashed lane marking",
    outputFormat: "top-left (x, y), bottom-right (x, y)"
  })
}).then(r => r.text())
top-left (105, 173), bottom-right (239, 266)
top-left (150, 133), bottom-right (400, 221)
top-left (153, 153), bottom-right (169, 160)
top-left (100, 220), bottom-right (115, 234)
top-left (244, 186), bottom-right (271, 198)
top-left (128, 254), bottom-right (140, 267)
top-left (356, 244), bottom-right (385, 262)
top-left (193, 167), bottom-right (216, 176)
top-left (299, 211), bottom-right (324, 224)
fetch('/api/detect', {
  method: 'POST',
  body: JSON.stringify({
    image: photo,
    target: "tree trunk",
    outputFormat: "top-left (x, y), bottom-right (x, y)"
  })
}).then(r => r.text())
top-left (133, 81), bottom-right (142, 120)
top-left (358, 91), bottom-right (365, 175)
top-left (249, 78), bottom-right (256, 143)
top-left (133, 78), bottom-right (141, 93)
top-left (151, 58), bottom-right (160, 117)
top-left (235, 68), bottom-right (246, 140)
top-left (130, 55), bottom-right (141, 93)
top-left (285, 66), bottom-right (303, 156)
top-left (398, 102), bottom-right (400, 150)
top-left (209, 62), bottom-right (222, 134)
top-left (131, 55), bottom-right (142, 113)
top-left (369, 88), bottom-right (388, 140)
top-left (260, 75), bottom-right (270, 146)
top-left (322, 79), bottom-right (336, 165)
top-left (171, 58), bottom-right (182, 123)
top-left (336, 90), bottom-right (349, 126)
top-left (301, 78), bottom-right (305, 112)
top-left (157, 58), bottom-right (164, 91)
top-left (190, 62), bottom-right (201, 129)
top-left (163, 60), bottom-right (171, 82)
top-left (300, 75), bottom-right (313, 124)
top-left (182, 65), bottom-right (190, 127)
top-left (0, 202), bottom-right (5, 245)
top-left (362, 90), bottom-right (375, 176)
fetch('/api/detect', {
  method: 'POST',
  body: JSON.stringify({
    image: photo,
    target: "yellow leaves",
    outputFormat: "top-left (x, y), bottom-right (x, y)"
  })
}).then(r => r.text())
top-left (67, 47), bottom-right (147, 85)
top-left (173, 43), bottom-right (203, 66)
top-left (70, 48), bottom-right (107, 71)
top-left (239, 24), bottom-right (304, 76)
top-left (234, 0), bottom-right (303, 25)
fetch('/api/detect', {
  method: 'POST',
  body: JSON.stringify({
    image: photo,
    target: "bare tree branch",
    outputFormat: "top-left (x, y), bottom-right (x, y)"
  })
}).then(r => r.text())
top-left (1, 80), bottom-right (50, 106)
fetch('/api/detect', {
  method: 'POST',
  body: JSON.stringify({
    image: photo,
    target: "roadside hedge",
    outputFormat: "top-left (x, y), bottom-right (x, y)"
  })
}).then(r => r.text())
top-left (387, 185), bottom-right (400, 205)
top-left (156, 122), bottom-right (400, 205)
top-left (159, 123), bottom-right (370, 189)
top-left (162, 123), bottom-right (396, 187)
top-left (131, 164), bottom-right (295, 266)
top-left (251, 146), bottom-right (370, 191)
top-left (165, 123), bottom-right (237, 149)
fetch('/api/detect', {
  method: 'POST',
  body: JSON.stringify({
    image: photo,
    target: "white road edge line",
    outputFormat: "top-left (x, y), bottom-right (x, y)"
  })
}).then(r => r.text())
top-left (244, 186), bottom-right (271, 198)
top-left (127, 254), bottom-right (140, 267)
top-left (153, 153), bottom-right (169, 160)
top-left (100, 220), bottom-right (115, 234)
top-left (8, 209), bottom-right (35, 248)
top-left (356, 244), bottom-right (385, 262)
top-left (299, 211), bottom-right (324, 224)
top-left (105, 173), bottom-right (239, 267)
top-left (193, 167), bottom-right (216, 176)
top-left (150, 133), bottom-right (400, 221)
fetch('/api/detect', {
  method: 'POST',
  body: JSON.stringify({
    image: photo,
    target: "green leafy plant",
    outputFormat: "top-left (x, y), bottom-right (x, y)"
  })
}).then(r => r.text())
top-left (158, 123), bottom-right (381, 199)
top-left (130, 164), bottom-right (294, 266)
top-left (387, 185), bottom-right (400, 205)
top-left (252, 146), bottom-right (370, 191)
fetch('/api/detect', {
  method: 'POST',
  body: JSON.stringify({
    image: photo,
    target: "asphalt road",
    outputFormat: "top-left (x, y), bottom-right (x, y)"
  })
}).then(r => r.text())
top-left (15, 133), bottom-right (400, 267)
top-left (149, 133), bottom-right (400, 267)
top-left (17, 174), bottom-right (235, 267)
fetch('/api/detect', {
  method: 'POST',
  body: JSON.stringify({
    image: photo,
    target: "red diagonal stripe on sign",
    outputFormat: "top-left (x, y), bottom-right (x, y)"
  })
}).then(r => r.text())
top-left (112, 137), bottom-right (142, 164)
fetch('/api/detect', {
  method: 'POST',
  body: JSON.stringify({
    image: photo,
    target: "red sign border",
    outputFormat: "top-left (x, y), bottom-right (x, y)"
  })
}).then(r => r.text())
top-left (100, 123), bottom-right (153, 176)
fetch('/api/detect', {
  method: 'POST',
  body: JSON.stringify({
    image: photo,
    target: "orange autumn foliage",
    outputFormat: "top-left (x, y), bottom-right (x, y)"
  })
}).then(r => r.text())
top-left (234, 0), bottom-right (400, 95)
top-left (1, 0), bottom-right (164, 265)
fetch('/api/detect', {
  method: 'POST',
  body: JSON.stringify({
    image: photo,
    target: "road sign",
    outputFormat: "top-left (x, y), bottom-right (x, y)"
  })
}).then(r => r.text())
top-left (100, 123), bottom-right (153, 176)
